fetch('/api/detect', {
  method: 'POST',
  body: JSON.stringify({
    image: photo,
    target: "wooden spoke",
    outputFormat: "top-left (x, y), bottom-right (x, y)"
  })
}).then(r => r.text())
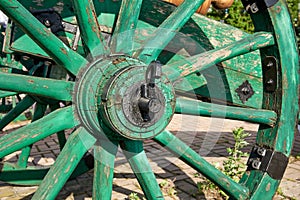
top-left (0, 72), bottom-right (74, 101)
top-left (110, 0), bottom-right (143, 55)
top-left (72, 0), bottom-right (110, 57)
top-left (32, 127), bottom-right (96, 200)
top-left (93, 139), bottom-right (119, 199)
top-left (0, 0), bottom-right (87, 75)
top-left (176, 97), bottom-right (277, 126)
top-left (17, 103), bottom-right (47, 168)
top-left (49, 104), bottom-right (67, 150)
top-left (135, 0), bottom-right (206, 64)
top-left (0, 90), bottom-right (17, 98)
top-left (121, 140), bottom-right (164, 200)
top-left (0, 106), bottom-right (78, 158)
top-left (0, 95), bottom-right (35, 130)
top-left (154, 130), bottom-right (249, 199)
top-left (163, 32), bottom-right (274, 82)
top-left (0, 156), bottom-right (93, 185)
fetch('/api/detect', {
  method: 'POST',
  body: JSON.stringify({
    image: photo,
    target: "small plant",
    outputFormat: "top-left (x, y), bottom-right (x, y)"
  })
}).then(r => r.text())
top-left (128, 192), bottom-right (140, 200)
top-left (193, 173), bottom-right (200, 178)
top-left (196, 179), bottom-right (223, 198)
top-left (197, 127), bottom-right (250, 199)
top-left (159, 179), bottom-right (177, 198)
top-left (223, 127), bottom-right (250, 181)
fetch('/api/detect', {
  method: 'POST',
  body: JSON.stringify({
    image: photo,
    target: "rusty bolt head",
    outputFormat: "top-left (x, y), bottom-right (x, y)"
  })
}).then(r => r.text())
top-left (44, 20), bottom-right (51, 27)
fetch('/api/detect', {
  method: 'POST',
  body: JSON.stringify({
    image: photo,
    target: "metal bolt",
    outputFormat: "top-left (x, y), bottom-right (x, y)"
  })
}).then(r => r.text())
top-left (241, 87), bottom-right (250, 95)
top-left (251, 159), bottom-right (261, 170)
top-left (22, 56), bottom-right (30, 61)
top-left (138, 98), bottom-right (162, 114)
top-left (266, 79), bottom-right (274, 85)
top-left (257, 147), bottom-right (266, 157)
top-left (266, 61), bottom-right (274, 68)
top-left (44, 19), bottom-right (51, 27)
top-left (148, 98), bottom-right (162, 113)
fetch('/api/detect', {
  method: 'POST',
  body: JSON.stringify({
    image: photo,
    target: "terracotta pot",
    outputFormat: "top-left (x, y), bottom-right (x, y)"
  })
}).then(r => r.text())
top-left (211, 0), bottom-right (234, 9)
top-left (164, 0), bottom-right (211, 15)
top-left (164, 0), bottom-right (234, 14)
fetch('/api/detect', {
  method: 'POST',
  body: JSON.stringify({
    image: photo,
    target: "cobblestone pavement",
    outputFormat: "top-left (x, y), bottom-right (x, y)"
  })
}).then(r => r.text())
top-left (0, 114), bottom-right (300, 200)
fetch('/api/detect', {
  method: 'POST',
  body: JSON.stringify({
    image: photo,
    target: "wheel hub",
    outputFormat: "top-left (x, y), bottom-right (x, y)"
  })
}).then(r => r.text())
top-left (120, 81), bottom-right (165, 127)
top-left (75, 56), bottom-right (176, 140)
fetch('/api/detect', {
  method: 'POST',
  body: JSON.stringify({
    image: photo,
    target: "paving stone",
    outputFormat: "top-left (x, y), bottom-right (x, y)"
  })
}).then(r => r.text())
top-left (112, 193), bottom-right (128, 200)
top-left (288, 163), bottom-right (300, 170)
top-left (177, 190), bottom-right (195, 200)
top-left (0, 186), bottom-right (16, 198)
top-left (36, 157), bottom-right (55, 166)
top-left (113, 178), bottom-right (137, 187)
top-left (157, 172), bottom-right (177, 179)
top-left (174, 174), bottom-right (192, 181)
top-left (14, 186), bottom-right (38, 197)
top-left (1, 116), bottom-right (300, 199)
top-left (52, 149), bottom-right (61, 156)
top-left (113, 184), bottom-right (142, 197)
top-left (174, 180), bottom-right (198, 195)
top-left (279, 180), bottom-right (300, 199)
top-left (0, 197), bottom-right (23, 200)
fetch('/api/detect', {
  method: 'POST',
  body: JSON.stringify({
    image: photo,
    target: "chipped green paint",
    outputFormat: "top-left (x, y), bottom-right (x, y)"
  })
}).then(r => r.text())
top-left (176, 97), bottom-right (277, 126)
top-left (154, 130), bottom-right (249, 199)
top-left (121, 140), bottom-right (164, 200)
top-left (71, 0), bottom-right (110, 57)
top-left (135, 0), bottom-right (207, 64)
top-left (0, 0), bottom-right (87, 75)
top-left (0, 91), bottom-right (17, 99)
top-left (93, 140), bottom-right (119, 199)
top-left (0, 95), bottom-right (35, 130)
top-left (238, 0), bottom-right (299, 198)
top-left (163, 32), bottom-right (274, 82)
top-left (17, 103), bottom-right (47, 168)
top-left (32, 127), bottom-right (96, 200)
top-left (49, 103), bottom-right (68, 151)
top-left (0, 72), bottom-right (74, 101)
top-left (0, 106), bottom-right (78, 159)
top-left (0, 157), bottom-right (93, 185)
top-left (111, 0), bottom-right (143, 54)
top-left (0, 0), bottom-right (298, 199)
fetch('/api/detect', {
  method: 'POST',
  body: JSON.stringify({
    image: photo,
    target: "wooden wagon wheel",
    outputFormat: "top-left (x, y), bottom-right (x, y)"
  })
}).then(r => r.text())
top-left (0, 0), bottom-right (298, 199)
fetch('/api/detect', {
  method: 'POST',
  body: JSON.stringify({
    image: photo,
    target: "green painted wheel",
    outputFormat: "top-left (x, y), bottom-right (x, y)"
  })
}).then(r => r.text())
top-left (0, 0), bottom-right (298, 199)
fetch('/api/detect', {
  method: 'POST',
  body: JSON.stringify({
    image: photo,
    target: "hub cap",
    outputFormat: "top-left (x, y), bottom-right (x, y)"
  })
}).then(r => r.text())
top-left (75, 56), bottom-right (176, 140)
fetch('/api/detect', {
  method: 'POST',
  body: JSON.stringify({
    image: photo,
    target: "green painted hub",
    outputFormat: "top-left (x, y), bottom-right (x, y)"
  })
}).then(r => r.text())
top-left (75, 55), bottom-right (176, 140)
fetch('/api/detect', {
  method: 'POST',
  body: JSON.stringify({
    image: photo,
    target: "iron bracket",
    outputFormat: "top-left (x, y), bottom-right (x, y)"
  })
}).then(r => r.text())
top-left (262, 56), bottom-right (277, 93)
top-left (241, 0), bottom-right (279, 14)
top-left (247, 145), bottom-right (289, 180)
top-left (32, 8), bottom-right (64, 34)
top-left (235, 80), bottom-right (254, 104)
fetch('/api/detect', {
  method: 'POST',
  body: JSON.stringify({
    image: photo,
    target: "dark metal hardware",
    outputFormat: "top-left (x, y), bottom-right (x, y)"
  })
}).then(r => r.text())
top-left (247, 145), bottom-right (289, 180)
top-left (235, 80), bottom-right (254, 103)
top-left (241, 0), bottom-right (279, 14)
top-left (138, 61), bottom-right (163, 122)
top-left (32, 9), bottom-right (64, 34)
top-left (262, 56), bottom-right (277, 92)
